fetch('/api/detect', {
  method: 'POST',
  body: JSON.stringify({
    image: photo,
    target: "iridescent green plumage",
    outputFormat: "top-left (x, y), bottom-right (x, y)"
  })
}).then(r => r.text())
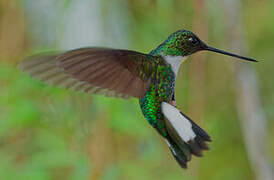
top-left (139, 64), bottom-right (175, 137)
top-left (139, 30), bottom-right (194, 137)
top-left (18, 29), bottom-right (257, 169)
top-left (151, 30), bottom-right (202, 56)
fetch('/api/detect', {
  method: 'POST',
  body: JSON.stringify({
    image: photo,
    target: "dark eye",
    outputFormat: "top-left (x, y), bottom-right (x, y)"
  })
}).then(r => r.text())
top-left (188, 37), bottom-right (198, 45)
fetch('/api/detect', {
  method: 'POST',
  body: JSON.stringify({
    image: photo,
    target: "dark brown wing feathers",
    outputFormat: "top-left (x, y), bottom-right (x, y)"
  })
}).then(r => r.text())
top-left (18, 48), bottom-right (157, 98)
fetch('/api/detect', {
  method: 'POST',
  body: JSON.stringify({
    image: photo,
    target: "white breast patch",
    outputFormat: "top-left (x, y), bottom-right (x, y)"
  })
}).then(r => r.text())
top-left (162, 55), bottom-right (188, 77)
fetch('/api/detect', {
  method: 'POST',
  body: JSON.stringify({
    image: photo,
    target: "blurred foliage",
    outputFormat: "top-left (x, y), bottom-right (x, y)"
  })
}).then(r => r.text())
top-left (0, 0), bottom-right (273, 180)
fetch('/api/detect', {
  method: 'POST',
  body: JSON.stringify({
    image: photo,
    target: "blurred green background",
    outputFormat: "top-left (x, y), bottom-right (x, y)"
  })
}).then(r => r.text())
top-left (0, 0), bottom-right (273, 180)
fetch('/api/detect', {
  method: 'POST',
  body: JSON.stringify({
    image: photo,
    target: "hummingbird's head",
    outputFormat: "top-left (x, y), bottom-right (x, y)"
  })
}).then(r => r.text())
top-left (158, 29), bottom-right (258, 62)
top-left (168, 30), bottom-right (205, 56)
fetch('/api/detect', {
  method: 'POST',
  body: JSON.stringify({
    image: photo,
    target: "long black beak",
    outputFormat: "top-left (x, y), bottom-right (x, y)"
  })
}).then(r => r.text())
top-left (204, 46), bottom-right (258, 62)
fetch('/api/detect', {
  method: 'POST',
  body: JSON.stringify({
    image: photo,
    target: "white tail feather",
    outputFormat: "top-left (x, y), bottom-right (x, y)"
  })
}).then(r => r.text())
top-left (161, 102), bottom-right (196, 142)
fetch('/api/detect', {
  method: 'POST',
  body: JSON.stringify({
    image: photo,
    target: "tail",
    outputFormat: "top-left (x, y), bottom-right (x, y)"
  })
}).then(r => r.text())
top-left (161, 102), bottom-right (211, 168)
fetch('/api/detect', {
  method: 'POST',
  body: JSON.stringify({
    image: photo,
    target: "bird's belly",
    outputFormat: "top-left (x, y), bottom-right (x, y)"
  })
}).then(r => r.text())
top-left (139, 83), bottom-right (174, 137)
top-left (139, 64), bottom-right (175, 137)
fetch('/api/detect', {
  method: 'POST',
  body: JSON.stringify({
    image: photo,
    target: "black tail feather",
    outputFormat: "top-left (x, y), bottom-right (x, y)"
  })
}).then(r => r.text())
top-left (166, 137), bottom-right (190, 169)
top-left (165, 112), bottom-right (211, 168)
top-left (180, 112), bottom-right (211, 142)
top-left (188, 139), bottom-right (203, 157)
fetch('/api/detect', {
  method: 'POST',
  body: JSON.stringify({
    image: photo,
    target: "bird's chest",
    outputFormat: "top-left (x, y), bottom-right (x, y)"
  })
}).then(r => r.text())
top-left (139, 65), bottom-right (175, 135)
top-left (153, 55), bottom-right (185, 101)
top-left (154, 65), bottom-right (176, 101)
top-left (162, 55), bottom-right (185, 78)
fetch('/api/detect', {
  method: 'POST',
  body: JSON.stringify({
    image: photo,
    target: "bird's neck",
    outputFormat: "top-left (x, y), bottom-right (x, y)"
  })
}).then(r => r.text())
top-left (150, 42), bottom-right (188, 77)
top-left (162, 55), bottom-right (188, 77)
top-left (150, 37), bottom-right (187, 56)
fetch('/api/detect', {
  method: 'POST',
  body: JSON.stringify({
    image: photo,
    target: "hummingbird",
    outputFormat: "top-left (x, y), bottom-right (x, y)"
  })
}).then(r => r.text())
top-left (18, 30), bottom-right (258, 168)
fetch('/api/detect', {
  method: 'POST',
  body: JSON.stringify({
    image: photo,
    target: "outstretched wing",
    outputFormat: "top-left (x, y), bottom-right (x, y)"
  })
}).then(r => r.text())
top-left (18, 48), bottom-right (163, 98)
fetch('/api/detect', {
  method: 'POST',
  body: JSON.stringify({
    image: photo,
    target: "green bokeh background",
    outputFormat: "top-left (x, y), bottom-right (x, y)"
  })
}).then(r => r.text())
top-left (0, 0), bottom-right (273, 179)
